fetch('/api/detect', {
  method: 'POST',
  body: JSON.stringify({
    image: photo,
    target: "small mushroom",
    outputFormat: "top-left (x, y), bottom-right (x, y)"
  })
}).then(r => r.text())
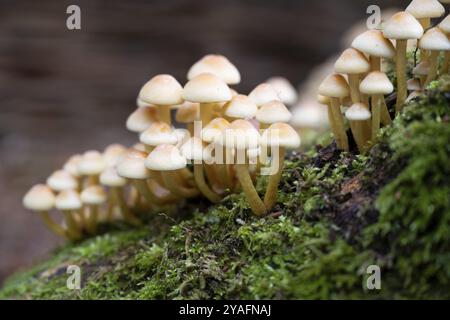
top-left (140, 122), bottom-right (178, 153)
top-left (223, 94), bottom-right (258, 121)
top-left (182, 73), bottom-right (232, 126)
top-left (383, 12), bottom-right (424, 112)
top-left (99, 166), bottom-right (129, 221)
top-left (345, 103), bottom-right (372, 153)
top-left (139, 74), bottom-right (184, 126)
top-left (352, 30), bottom-right (396, 71)
top-left (63, 154), bottom-right (83, 190)
top-left (261, 123), bottom-right (301, 211)
top-left (318, 74), bottom-right (350, 151)
top-left (255, 100), bottom-right (292, 130)
top-left (126, 106), bottom-right (159, 134)
top-left (181, 137), bottom-right (221, 203)
top-left (103, 144), bottom-right (127, 167)
top-left (187, 54), bottom-right (241, 85)
top-left (77, 150), bottom-right (107, 186)
top-left (46, 170), bottom-right (78, 192)
top-left (175, 102), bottom-right (199, 135)
top-left (248, 83), bottom-right (281, 108)
top-left (80, 185), bottom-right (107, 234)
top-left (406, 0), bottom-right (445, 30)
top-left (360, 72), bottom-right (394, 142)
top-left (266, 77), bottom-right (298, 106)
top-left (55, 190), bottom-right (83, 240)
top-left (23, 185), bottom-right (67, 238)
top-left (419, 27), bottom-right (450, 87)
top-left (145, 144), bottom-right (199, 199)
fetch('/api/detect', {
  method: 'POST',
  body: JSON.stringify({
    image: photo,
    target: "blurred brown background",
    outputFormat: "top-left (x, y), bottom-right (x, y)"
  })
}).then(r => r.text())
top-left (0, 0), bottom-right (409, 284)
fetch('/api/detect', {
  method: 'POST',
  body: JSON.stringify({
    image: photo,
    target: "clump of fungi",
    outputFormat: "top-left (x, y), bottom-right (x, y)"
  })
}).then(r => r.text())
top-left (23, 1), bottom-right (450, 241)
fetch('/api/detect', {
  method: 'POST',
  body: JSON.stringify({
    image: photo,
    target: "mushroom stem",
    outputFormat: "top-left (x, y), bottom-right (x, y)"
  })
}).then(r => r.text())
top-left (111, 187), bottom-right (141, 226)
top-left (395, 39), bottom-right (408, 113)
top-left (157, 105), bottom-right (171, 126)
top-left (348, 74), bottom-right (361, 103)
top-left (162, 171), bottom-right (199, 198)
top-left (194, 164), bottom-right (221, 203)
top-left (148, 179), bottom-right (178, 203)
top-left (38, 211), bottom-right (68, 239)
top-left (349, 121), bottom-right (366, 152)
top-left (380, 97), bottom-right (392, 125)
top-left (235, 164), bottom-right (266, 216)
top-left (371, 95), bottom-right (382, 141)
top-left (442, 52), bottom-right (450, 75)
top-left (424, 51), bottom-right (440, 87)
top-left (87, 175), bottom-right (99, 186)
top-left (86, 205), bottom-right (98, 234)
top-left (200, 103), bottom-right (216, 126)
top-left (329, 98), bottom-right (349, 151)
top-left (326, 103), bottom-right (340, 145)
top-left (370, 56), bottom-right (381, 71)
top-left (63, 210), bottom-right (82, 240)
top-left (132, 179), bottom-right (163, 206)
top-left (187, 123), bottom-right (194, 136)
top-left (263, 147), bottom-right (285, 211)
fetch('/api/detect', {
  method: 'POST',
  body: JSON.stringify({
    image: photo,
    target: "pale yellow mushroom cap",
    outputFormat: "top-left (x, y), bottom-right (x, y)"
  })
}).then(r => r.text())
top-left (360, 72), bottom-right (394, 95)
top-left (77, 150), bottom-right (107, 176)
top-left (100, 167), bottom-right (127, 187)
top-left (223, 95), bottom-right (258, 119)
top-left (317, 94), bottom-right (330, 105)
top-left (419, 27), bottom-right (450, 51)
top-left (439, 15), bottom-right (450, 34)
top-left (406, 0), bottom-right (445, 19)
top-left (55, 190), bottom-right (82, 211)
top-left (182, 73), bottom-right (232, 103)
top-left (407, 78), bottom-right (422, 91)
top-left (63, 154), bottom-right (82, 178)
top-left (345, 103), bottom-right (372, 121)
top-left (175, 102), bottom-right (199, 123)
top-left (23, 184), bottom-right (55, 211)
top-left (413, 61), bottom-right (431, 76)
top-left (132, 143), bottom-right (147, 152)
top-left (256, 101), bottom-right (292, 125)
top-left (383, 12), bottom-right (424, 40)
top-left (103, 144), bottom-right (127, 167)
top-left (187, 54), bottom-right (241, 85)
top-left (81, 185), bottom-right (107, 205)
top-left (139, 74), bottom-right (184, 106)
top-left (46, 170), bottom-right (78, 192)
top-left (201, 117), bottom-right (230, 143)
top-left (174, 128), bottom-right (191, 149)
top-left (181, 137), bottom-right (210, 162)
top-left (126, 106), bottom-right (158, 133)
top-left (334, 48), bottom-right (371, 74)
top-left (140, 122), bottom-right (178, 146)
top-left (220, 119), bottom-right (260, 150)
top-left (351, 30), bottom-right (396, 59)
top-left (145, 144), bottom-right (187, 171)
top-left (116, 150), bottom-right (151, 180)
top-left (261, 123), bottom-right (301, 149)
top-left (266, 77), bottom-right (298, 105)
top-left (318, 74), bottom-right (350, 98)
top-left (136, 97), bottom-right (150, 108)
top-left (248, 83), bottom-right (281, 107)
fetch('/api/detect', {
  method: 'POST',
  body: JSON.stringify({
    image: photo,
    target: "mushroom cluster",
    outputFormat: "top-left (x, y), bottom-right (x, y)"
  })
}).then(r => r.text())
top-left (24, 54), bottom-right (300, 240)
top-left (318, 0), bottom-right (450, 153)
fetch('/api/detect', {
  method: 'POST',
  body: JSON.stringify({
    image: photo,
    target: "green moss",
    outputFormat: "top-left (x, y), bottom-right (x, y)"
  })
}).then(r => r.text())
top-left (1, 77), bottom-right (449, 300)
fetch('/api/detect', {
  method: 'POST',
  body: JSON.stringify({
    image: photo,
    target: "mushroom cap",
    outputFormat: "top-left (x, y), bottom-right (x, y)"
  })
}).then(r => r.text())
top-left (360, 71), bottom-right (394, 95)
top-left (182, 73), bottom-right (232, 103)
top-left (413, 61), bottom-right (431, 75)
top-left (140, 122), bottom-right (178, 146)
top-left (116, 150), bottom-right (151, 180)
top-left (220, 119), bottom-right (260, 150)
top-left (261, 123), bottom-right (301, 149)
top-left (139, 74), bottom-right (184, 106)
top-left (318, 74), bottom-right (350, 98)
top-left (407, 78), bottom-right (422, 91)
top-left (223, 95), bottom-right (258, 119)
top-left (334, 48), bottom-right (371, 74)
top-left (132, 143), bottom-right (147, 152)
top-left (201, 117), bottom-right (230, 143)
top-left (181, 137), bottom-right (210, 161)
top-left (345, 103), bottom-right (372, 121)
top-left (406, 0), bottom-right (445, 19)
top-left (419, 27), bottom-right (450, 51)
top-left (126, 106), bottom-right (158, 133)
top-left (187, 54), bottom-right (241, 85)
top-left (256, 100), bottom-right (292, 124)
top-left (351, 30), bottom-right (396, 59)
top-left (248, 83), bottom-right (281, 107)
top-left (63, 154), bottom-right (82, 178)
top-left (23, 184), bottom-right (55, 211)
top-left (46, 170), bottom-right (78, 192)
top-left (100, 167), bottom-right (127, 187)
top-left (316, 94), bottom-right (330, 105)
top-left (55, 190), bottom-right (82, 210)
top-left (145, 144), bottom-right (187, 171)
top-left (383, 12), bottom-right (424, 40)
top-left (175, 102), bottom-right (199, 123)
top-left (266, 77), bottom-right (298, 105)
top-left (136, 97), bottom-right (150, 108)
top-left (77, 150), bottom-right (107, 176)
top-left (81, 185), bottom-right (107, 205)
top-left (174, 128), bottom-right (191, 149)
top-left (440, 15), bottom-right (450, 34)
top-left (103, 144), bottom-right (127, 167)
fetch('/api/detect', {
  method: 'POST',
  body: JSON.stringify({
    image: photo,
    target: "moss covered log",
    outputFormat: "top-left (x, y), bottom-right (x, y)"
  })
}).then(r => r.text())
top-left (1, 77), bottom-right (449, 300)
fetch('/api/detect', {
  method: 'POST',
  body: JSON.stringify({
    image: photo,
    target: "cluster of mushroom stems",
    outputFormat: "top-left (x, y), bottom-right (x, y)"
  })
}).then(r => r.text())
top-left (23, 0), bottom-right (450, 240)
top-left (318, 0), bottom-right (450, 153)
